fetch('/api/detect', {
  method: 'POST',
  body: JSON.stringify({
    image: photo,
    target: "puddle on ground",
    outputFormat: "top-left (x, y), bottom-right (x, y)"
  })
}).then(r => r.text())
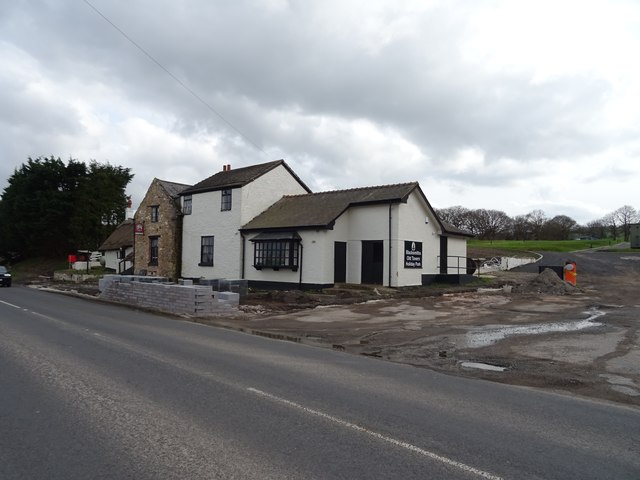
top-left (461, 361), bottom-right (507, 372)
top-left (466, 309), bottom-right (605, 348)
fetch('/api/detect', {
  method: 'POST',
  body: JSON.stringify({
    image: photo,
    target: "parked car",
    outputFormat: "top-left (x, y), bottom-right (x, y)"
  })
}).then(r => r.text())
top-left (0, 266), bottom-right (11, 287)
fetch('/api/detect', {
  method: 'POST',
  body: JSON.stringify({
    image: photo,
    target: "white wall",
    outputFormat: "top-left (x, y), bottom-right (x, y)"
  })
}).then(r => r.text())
top-left (101, 247), bottom-right (133, 272)
top-left (240, 187), bottom-right (468, 288)
top-left (182, 189), bottom-right (243, 279)
top-left (243, 229), bottom-right (331, 286)
top-left (241, 165), bottom-right (309, 224)
top-left (345, 204), bottom-right (390, 285)
top-left (182, 164), bottom-right (309, 280)
top-left (446, 237), bottom-right (468, 273)
top-left (394, 192), bottom-right (441, 286)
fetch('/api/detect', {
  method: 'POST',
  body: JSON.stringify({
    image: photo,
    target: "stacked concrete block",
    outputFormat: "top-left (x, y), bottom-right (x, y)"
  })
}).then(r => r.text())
top-left (199, 278), bottom-right (248, 299)
top-left (99, 277), bottom-right (236, 316)
top-left (99, 274), bottom-right (169, 292)
top-left (214, 291), bottom-right (240, 307)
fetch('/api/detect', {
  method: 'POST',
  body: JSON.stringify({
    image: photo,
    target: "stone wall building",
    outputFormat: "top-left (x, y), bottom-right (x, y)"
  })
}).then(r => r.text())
top-left (133, 178), bottom-right (190, 280)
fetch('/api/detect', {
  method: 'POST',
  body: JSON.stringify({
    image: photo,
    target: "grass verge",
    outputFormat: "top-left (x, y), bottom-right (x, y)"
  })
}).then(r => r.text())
top-left (468, 239), bottom-right (618, 252)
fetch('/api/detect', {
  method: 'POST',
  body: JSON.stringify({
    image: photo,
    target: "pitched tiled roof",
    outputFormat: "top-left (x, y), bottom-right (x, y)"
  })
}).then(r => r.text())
top-left (440, 220), bottom-right (474, 237)
top-left (180, 160), bottom-right (311, 195)
top-left (242, 183), bottom-right (419, 230)
top-left (158, 179), bottom-right (191, 198)
top-left (98, 219), bottom-right (134, 251)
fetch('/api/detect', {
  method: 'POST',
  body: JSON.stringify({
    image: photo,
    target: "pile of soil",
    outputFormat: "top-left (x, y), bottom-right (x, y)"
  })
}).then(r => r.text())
top-left (513, 268), bottom-right (577, 295)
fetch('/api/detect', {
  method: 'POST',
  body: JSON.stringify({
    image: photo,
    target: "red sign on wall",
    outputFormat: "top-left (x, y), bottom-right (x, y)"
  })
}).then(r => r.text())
top-left (134, 223), bottom-right (144, 235)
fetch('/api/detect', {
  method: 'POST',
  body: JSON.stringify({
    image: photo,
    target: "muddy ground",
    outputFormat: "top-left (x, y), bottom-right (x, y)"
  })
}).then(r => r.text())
top-left (209, 248), bottom-right (640, 407)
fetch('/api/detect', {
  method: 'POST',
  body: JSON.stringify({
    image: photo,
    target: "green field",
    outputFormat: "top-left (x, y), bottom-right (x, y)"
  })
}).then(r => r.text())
top-left (468, 239), bottom-right (617, 253)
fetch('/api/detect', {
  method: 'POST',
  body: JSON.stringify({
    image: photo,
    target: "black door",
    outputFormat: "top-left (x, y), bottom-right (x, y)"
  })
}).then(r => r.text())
top-left (439, 236), bottom-right (448, 274)
top-left (334, 242), bottom-right (347, 283)
top-left (361, 240), bottom-right (384, 285)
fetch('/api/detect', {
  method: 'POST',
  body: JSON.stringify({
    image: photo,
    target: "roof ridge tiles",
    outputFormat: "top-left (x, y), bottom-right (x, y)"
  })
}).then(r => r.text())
top-left (156, 178), bottom-right (191, 186)
top-left (281, 181), bottom-right (418, 198)
top-left (181, 159), bottom-right (313, 195)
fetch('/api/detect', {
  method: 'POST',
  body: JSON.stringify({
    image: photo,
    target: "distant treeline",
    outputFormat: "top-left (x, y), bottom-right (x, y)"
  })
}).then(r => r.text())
top-left (436, 205), bottom-right (638, 242)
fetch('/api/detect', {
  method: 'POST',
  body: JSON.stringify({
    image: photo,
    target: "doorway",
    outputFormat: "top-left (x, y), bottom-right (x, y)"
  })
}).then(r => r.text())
top-left (439, 236), bottom-right (448, 274)
top-left (334, 242), bottom-right (347, 283)
top-left (361, 240), bottom-right (384, 285)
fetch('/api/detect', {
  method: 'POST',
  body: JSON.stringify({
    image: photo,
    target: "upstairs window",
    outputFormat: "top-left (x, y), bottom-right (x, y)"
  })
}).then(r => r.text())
top-left (150, 205), bottom-right (159, 223)
top-left (221, 189), bottom-right (232, 211)
top-left (200, 236), bottom-right (214, 266)
top-left (183, 195), bottom-right (192, 215)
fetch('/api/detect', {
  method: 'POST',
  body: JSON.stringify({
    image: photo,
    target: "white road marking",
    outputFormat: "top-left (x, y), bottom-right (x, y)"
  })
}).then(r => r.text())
top-left (0, 300), bottom-right (23, 309)
top-left (247, 387), bottom-right (504, 480)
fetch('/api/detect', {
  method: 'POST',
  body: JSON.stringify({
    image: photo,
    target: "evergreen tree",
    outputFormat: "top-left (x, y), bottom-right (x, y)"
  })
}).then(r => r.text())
top-left (0, 156), bottom-right (132, 258)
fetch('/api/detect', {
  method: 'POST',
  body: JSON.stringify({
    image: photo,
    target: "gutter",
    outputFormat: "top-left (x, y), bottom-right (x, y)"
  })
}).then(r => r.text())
top-left (388, 201), bottom-right (392, 287)
top-left (298, 243), bottom-right (304, 289)
top-left (240, 231), bottom-right (246, 279)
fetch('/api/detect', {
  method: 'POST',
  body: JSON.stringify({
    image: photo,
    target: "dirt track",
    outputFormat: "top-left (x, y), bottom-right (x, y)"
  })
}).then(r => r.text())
top-left (213, 249), bottom-right (640, 407)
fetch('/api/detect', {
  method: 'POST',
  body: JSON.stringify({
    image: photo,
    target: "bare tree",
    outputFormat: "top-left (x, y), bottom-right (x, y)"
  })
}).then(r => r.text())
top-left (436, 206), bottom-right (471, 230)
top-left (511, 214), bottom-right (531, 240)
top-left (585, 219), bottom-right (606, 239)
top-left (602, 212), bottom-right (619, 240)
top-left (542, 215), bottom-right (577, 240)
top-left (467, 209), bottom-right (512, 240)
top-left (614, 205), bottom-right (639, 242)
top-left (526, 209), bottom-right (547, 240)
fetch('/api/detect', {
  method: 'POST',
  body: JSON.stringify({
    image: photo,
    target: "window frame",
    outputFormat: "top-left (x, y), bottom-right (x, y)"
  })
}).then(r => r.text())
top-left (150, 205), bottom-right (159, 223)
top-left (199, 235), bottom-right (214, 266)
top-left (221, 189), bottom-right (232, 211)
top-left (182, 195), bottom-right (192, 215)
top-left (149, 236), bottom-right (159, 266)
top-left (253, 239), bottom-right (299, 271)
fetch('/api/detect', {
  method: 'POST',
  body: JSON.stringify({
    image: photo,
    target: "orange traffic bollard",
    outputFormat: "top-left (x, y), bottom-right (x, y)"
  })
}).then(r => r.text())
top-left (564, 261), bottom-right (577, 286)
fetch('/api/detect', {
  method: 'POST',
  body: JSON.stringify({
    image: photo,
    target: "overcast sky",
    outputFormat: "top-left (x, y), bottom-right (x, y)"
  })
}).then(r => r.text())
top-left (1, 0), bottom-right (638, 224)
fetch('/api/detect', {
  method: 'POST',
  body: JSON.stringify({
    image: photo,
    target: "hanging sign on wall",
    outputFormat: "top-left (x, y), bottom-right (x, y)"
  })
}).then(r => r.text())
top-left (404, 241), bottom-right (422, 268)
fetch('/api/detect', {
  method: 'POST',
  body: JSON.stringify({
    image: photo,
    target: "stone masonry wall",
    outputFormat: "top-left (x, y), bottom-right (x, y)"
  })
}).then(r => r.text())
top-left (99, 279), bottom-right (234, 316)
top-left (134, 179), bottom-right (182, 280)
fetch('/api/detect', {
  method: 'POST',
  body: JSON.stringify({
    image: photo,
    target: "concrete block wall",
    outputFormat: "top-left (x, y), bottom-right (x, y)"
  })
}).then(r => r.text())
top-left (99, 277), bottom-right (235, 316)
top-left (99, 274), bottom-right (169, 292)
top-left (199, 278), bottom-right (248, 298)
top-left (214, 291), bottom-right (240, 307)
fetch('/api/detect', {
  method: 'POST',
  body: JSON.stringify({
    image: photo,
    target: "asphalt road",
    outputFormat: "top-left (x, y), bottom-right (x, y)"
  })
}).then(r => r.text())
top-left (1, 286), bottom-right (639, 479)
top-left (513, 247), bottom-right (638, 275)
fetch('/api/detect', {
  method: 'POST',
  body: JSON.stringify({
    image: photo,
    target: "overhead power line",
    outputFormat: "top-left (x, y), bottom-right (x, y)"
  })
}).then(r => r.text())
top-left (83, 0), bottom-right (270, 158)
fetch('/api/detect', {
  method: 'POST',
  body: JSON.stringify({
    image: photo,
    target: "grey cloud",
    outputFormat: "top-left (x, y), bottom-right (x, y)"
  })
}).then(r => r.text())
top-left (1, 0), bottom-right (638, 223)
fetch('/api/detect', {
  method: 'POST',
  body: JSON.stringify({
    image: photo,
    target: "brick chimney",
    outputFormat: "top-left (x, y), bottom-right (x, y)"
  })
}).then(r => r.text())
top-left (222, 164), bottom-right (232, 172)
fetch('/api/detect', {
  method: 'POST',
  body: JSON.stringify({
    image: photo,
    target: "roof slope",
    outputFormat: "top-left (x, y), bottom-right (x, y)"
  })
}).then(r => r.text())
top-left (440, 220), bottom-right (474, 237)
top-left (242, 183), bottom-right (419, 230)
top-left (181, 160), bottom-right (311, 195)
top-left (158, 179), bottom-right (191, 198)
top-left (98, 219), bottom-right (134, 251)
